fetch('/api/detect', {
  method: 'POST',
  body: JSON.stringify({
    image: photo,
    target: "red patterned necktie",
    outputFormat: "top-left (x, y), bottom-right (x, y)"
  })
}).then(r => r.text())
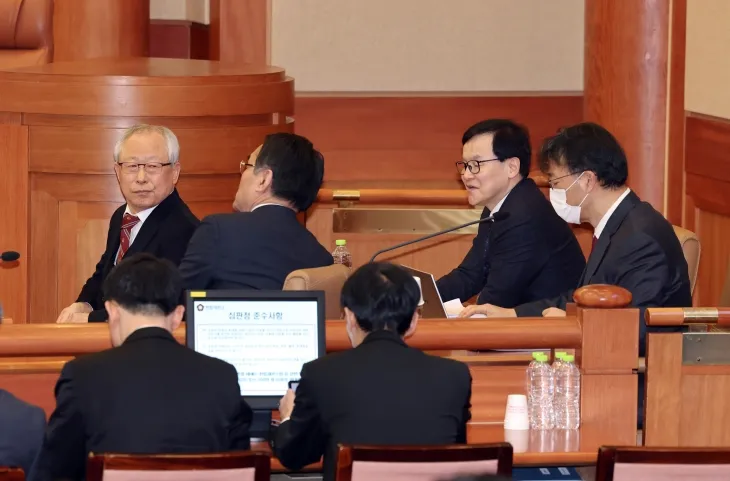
top-left (116, 213), bottom-right (140, 264)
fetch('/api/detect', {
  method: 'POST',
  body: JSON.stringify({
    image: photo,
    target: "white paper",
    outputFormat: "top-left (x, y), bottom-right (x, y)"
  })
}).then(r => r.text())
top-left (443, 298), bottom-right (486, 318)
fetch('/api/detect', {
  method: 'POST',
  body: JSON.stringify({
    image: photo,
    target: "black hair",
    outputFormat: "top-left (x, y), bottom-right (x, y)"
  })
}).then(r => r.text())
top-left (255, 132), bottom-right (325, 212)
top-left (539, 122), bottom-right (628, 189)
top-left (462, 119), bottom-right (531, 178)
top-left (340, 262), bottom-right (420, 335)
top-left (102, 253), bottom-right (182, 316)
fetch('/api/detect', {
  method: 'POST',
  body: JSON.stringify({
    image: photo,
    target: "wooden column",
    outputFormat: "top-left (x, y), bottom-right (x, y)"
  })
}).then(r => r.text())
top-left (584, 0), bottom-right (686, 223)
top-left (209, 0), bottom-right (270, 65)
top-left (53, 0), bottom-right (150, 61)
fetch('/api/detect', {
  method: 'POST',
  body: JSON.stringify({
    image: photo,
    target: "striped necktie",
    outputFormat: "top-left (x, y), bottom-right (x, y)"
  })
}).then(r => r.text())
top-left (116, 213), bottom-right (140, 264)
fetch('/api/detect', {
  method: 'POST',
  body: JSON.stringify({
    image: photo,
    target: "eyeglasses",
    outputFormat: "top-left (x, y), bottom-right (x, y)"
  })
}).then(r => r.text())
top-left (547, 171), bottom-right (586, 188)
top-left (240, 161), bottom-right (256, 174)
top-left (455, 158), bottom-right (500, 175)
top-left (116, 162), bottom-right (172, 175)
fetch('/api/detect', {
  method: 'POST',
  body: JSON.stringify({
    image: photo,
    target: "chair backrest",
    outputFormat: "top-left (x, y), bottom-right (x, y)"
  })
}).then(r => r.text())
top-left (335, 444), bottom-right (513, 481)
top-left (0, 0), bottom-right (53, 68)
top-left (672, 225), bottom-right (700, 295)
top-left (0, 467), bottom-right (24, 481)
top-left (283, 264), bottom-right (350, 319)
top-left (86, 451), bottom-right (271, 481)
top-left (596, 446), bottom-right (730, 481)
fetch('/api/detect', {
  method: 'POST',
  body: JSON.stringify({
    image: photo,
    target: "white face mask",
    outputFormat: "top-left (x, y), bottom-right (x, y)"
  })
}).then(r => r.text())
top-left (549, 172), bottom-right (589, 224)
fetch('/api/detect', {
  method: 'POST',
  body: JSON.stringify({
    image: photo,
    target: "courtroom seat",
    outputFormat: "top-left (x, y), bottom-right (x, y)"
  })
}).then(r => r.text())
top-left (284, 264), bottom-right (350, 319)
top-left (86, 452), bottom-right (270, 481)
top-left (672, 225), bottom-right (700, 295)
top-left (596, 446), bottom-right (730, 481)
top-left (0, 468), bottom-right (23, 481)
top-left (0, 0), bottom-right (53, 69)
top-left (334, 444), bottom-right (513, 481)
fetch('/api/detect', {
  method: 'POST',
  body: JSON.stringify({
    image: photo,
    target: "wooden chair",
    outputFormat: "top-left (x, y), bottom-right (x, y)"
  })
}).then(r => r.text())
top-left (86, 451), bottom-right (270, 481)
top-left (0, 467), bottom-right (24, 481)
top-left (334, 444), bottom-right (513, 481)
top-left (284, 264), bottom-right (350, 319)
top-left (597, 446), bottom-right (730, 480)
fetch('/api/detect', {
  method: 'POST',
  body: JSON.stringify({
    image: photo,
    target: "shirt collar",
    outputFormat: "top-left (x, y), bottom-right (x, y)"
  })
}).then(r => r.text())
top-left (490, 190), bottom-right (511, 214)
top-left (594, 188), bottom-right (631, 239)
top-left (252, 203), bottom-right (290, 212)
top-left (124, 203), bottom-right (157, 223)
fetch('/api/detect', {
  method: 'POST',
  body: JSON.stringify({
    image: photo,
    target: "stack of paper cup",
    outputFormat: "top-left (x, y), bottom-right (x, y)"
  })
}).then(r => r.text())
top-left (504, 394), bottom-right (529, 430)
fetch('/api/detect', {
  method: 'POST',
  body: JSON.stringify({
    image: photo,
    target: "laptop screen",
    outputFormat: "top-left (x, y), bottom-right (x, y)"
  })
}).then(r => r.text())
top-left (186, 290), bottom-right (326, 408)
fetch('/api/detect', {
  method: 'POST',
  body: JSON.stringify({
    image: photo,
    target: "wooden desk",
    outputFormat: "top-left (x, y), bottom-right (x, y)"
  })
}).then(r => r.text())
top-left (252, 423), bottom-right (625, 472)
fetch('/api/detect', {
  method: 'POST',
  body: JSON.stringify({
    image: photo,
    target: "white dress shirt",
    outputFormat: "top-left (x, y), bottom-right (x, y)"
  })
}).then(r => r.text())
top-left (594, 188), bottom-right (631, 239)
top-left (114, 204), bottom-right (157, 265)
top-left (490, 189), bottom-right (511, 214)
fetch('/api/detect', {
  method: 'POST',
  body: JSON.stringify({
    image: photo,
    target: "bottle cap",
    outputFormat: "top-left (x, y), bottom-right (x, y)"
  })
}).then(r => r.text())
top-left (335, 239), bottom-right (347, 246)
top-left (564, 354), bottom-right (575, 362)
top-left (555, 351), bottom-right (567, 360)
top-left (539, 353), bottom-right (550, 362)
top-left (532, 352), bottom-right (541, 360)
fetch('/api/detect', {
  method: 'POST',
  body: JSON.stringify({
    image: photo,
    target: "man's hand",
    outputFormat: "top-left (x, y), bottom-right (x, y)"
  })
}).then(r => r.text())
top-left (56, 303), bottom-right (92, 324)
top-left (458, 304), bottom-right (517, 318)
top-left (542, 307), bottom-right (566, 317)
top-left (278, 389), bottom-right (296, 420)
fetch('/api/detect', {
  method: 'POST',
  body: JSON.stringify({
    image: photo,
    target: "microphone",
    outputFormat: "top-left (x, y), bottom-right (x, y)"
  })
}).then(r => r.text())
top-left (1, 251), bottom-right (20, 262)
top-left (369, 211), bottom-right (510, 262)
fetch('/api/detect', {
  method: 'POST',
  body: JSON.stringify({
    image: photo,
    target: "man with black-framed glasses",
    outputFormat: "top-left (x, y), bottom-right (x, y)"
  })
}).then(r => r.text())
top-left (56, 124), bottom-right (199, 324)
top-left (179, 132), bottom-right (332, 291)
top-left (436, 119), bottom-right (585, 309)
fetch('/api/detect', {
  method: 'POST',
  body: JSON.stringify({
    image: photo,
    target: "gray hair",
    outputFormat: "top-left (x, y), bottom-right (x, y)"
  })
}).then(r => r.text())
top-left (113, 124), bottom-right (180, 164)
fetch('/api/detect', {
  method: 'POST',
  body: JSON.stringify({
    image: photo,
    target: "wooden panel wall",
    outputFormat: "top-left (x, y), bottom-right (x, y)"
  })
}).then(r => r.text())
top-left (294, 95), bottom-right (584, 182)
top-left (149, 20), bottom-right (210, 59)
top-left (684, 114), bottom-right (730, 305)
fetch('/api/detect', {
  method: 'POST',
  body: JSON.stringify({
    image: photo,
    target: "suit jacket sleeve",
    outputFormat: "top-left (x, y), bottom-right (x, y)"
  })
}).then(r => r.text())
top-left (17, 404), bottom-right (47, 480)
top-left (179, 217), bottom-right (220, 290)
top-left (272, 365), bottom-right (325, 470)
top-left (514, 290), bottom-right (574, 317)
top-left (32, 363), bottom-right (87, 481)
top-left (475, 218), bottom-right (547, 307)
top-left (436, 212), bottom-right (490, 302)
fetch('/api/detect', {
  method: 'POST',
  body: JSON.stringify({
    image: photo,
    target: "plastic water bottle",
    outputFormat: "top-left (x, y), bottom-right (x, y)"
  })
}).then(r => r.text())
top-left (332, 239), bottom-right (352, 268)
top-left (552, 352), bottom-right (566, 428)
top-left (554, 354), bottom-right (581, 429)
top-left (526, 352), bottom-right (554, 429)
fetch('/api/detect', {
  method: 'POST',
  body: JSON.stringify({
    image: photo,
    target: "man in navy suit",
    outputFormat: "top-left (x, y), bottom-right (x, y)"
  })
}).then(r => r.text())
top-left (0, 390), bottom-right (46, 477)
top-left (437, 119), bottom-right (585, 307)
top-left (180, 133), bottom-right (333, 290)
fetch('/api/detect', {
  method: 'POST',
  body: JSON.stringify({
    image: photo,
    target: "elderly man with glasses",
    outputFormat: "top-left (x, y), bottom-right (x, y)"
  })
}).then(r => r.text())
top-left (436, 119), bottom-right (585, 310)
top-left (56, 124), bottom-right (199, 323)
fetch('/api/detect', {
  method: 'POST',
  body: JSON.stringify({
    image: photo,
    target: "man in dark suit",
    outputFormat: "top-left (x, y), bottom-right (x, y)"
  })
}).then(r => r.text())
top-left (461, 123), bottom-right (691, 353)
top-left (33, 254), bottom-right (252, 481)
top-left (273, 262), bottom-right (472, 481)
top-left (437, 119), bottom-right (585, 307)
top-left (56, 125), bottom-right (199, 323)
top-left (0, 390), bottom-right (46, 477)
top-left (180, 133), bottom-right (333, 290)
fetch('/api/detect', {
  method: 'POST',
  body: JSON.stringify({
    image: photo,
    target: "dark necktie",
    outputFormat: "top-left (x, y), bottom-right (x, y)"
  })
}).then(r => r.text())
top-left (116, 213), bottom-right (140, 264)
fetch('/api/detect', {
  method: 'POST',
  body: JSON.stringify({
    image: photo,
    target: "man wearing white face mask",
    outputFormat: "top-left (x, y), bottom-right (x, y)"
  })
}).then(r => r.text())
top-left (460, 123), bottom-right (691, 354)
top-left (273, 262), bottom-right (471, 481)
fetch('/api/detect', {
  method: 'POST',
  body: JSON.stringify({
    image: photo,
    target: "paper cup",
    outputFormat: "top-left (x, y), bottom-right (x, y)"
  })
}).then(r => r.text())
top-left (504, 394), bottom-right (529, 430)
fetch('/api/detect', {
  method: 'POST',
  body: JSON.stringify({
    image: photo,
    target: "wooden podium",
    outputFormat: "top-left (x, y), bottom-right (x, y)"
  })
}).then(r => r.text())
top-left (0, 58), bottom-right (294, 324)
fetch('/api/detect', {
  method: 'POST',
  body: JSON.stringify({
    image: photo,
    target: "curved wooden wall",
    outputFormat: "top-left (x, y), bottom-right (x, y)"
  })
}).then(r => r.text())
top-left (53, 0), bottom-right (151, 61)
top-left (0, 58), bottom-right (294, 324)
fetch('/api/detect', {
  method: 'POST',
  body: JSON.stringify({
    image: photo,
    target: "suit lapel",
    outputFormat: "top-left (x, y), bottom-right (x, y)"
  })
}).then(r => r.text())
top-left (580, 191), bottom-right (640, 284)
top-left (104, 207), bottom-right (124, 274)
top-left (125, 189), bottom-right (180, 256)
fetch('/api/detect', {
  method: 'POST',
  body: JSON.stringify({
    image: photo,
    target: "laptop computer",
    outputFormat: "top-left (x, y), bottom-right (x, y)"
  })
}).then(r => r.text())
top-left (399, 265), bottom-right (448, 318)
